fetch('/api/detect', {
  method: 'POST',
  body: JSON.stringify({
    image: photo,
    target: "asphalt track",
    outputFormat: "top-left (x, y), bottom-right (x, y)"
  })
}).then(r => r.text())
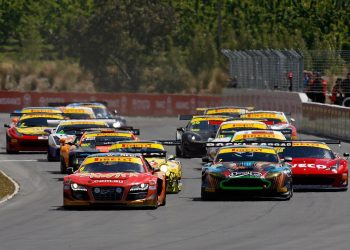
top-left (0, 114), bottom-right (350, 250)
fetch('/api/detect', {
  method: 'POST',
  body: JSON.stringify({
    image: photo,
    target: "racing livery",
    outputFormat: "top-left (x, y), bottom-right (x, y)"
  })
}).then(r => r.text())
top-left (278, 141), bottom-right (348, 190)
top-left (175, 115), bottom-right (231, 158)
top-left (241, 111), bottom-right (297, 140)
top-left (201, 145), bottom-right (293, 200)
top-left (5, 113), bottom-right (64, 153)
top-left (47, 120), bottom-right (110, 161)
top-left (111, 141), bottom-right (182, 193)
top-left (60, 130), bottom-right (139, 173)
top-left (63, 153), bottom-right (166, 208)
top-left (62, 107), bottom-right (96, 119)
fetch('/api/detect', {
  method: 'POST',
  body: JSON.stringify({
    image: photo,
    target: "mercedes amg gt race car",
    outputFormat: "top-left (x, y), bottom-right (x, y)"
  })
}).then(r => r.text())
top-left (201, 145), bottom-right (293, 200)
top-left (5, 113), bottom-right (65, 153)
top-left (111, 141), bottom-right (183, 193)
top-left (47, 120), bottom-right (110, 161)
top-left (241, 111), bottom-right (297, 140)
top-left (175, 115), bottom-right (231, 158)
top-left (278, 141), bottom-right (348, 190)
top-left (60, 129), bottom-right (139, 173)
top-left (63, 152), bottom-right (166, 208)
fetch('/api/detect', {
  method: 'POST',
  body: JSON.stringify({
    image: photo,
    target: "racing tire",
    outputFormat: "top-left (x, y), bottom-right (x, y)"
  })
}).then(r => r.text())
top-left (47, 147), bottom-right (55, 162)
top-left (60, 158), bottom-right (67, 174)
top-left (201, 188), bottom-right (215, 201)
top-left (175, 145), bottom-right (182, 158)
top-left (161, 194), bottom-right (166, 206)
top-left (342, 97), bottom-right (350, 107)
top-left (6, 135), bottom-right (18, 154)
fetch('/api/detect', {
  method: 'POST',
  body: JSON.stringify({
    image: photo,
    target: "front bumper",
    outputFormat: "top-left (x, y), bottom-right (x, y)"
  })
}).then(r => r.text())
top-left (7, 136), bottom-right (48, 152)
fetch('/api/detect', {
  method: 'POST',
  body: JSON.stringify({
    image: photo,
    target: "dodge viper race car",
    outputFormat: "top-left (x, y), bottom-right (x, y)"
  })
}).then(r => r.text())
top-left (60, 129), bottom-right (139, 173)
top-left (201, 145), bottom-right (293, 200)
top-left (5, 113), bottom-right (64, 153)
top-left (111, 141), bottom-right (182, 193)
top-left (47, 120), bottom-right (110, 161)
top-left (277, 141), bottom-right (348, 190)
top-left (175, 115), bottom-right (231, 158)
top-left (241, 111), bottom-right (297, 140)
top-left (63, 152), bottom-right (166, 208)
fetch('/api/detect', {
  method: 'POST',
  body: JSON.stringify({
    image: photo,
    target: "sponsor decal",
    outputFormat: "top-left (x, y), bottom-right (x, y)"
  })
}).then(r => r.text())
top-left (219, 147), bottom-right (276, 154)
top-left (207, 108), bottom-right (243, 114)
top-left (111, 143), bottom-right (163, 150)
top-left (84, 156), bottom-right (142, 165)
top-left (292, 142), bottom-right (330, 150)
top-left (229, 171), bottom-right (262, 178)
top-left (81, 173), bottom-right (138, 179)
top-left (221, 123), bottom-right (267, 130)
top-left (93, 179), bottom-right (124, 183)
top-left (292, 163), bottom-right (328, 170)
top-left (0, 97), bottom-right (21, 105)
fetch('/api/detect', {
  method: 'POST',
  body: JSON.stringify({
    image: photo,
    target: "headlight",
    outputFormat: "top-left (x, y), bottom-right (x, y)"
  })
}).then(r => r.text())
top-left (266, 172), bottom-right (281, 178)
top-left (187, 134), bottom-right (200, 142)
top-left (71, 183), bottom-right (87, 191)
top-left (160, 165), bottom-right (168, 173)
top-left (330, 162), bottom-right (339, 173)
top-left (130, 183), bottom-right (148, 191)
top-left (113, 121), bottom-right (121, 128)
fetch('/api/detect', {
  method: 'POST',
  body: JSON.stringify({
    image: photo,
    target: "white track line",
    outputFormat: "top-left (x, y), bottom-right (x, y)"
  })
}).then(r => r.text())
top-left (0, 170), bottom-right (20, 205)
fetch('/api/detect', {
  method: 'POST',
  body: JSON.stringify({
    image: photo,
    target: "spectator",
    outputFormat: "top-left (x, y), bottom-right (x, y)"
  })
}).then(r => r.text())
top-left (308, 72), bottom-right (325, 103)
top-left (227, 76), bottom-right (238, 88)
top-left (330, 78), bottom-right (343, 105)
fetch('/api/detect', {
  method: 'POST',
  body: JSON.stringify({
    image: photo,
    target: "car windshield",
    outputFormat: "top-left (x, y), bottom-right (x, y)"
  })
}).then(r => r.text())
top-left (81, 136), bottom-right (132, 147)
top-left (80, 161), bottom-right (145, 173)
top-left (17, 118), bottom-right (59, 127)
top-left (190, 120), bottom-right (221, 132)
top-left (92, 107), bottom-right (110, 118)
top-left (262, 118), bottom-right (285, 125)
top-left (56, 124), bottom-right (108, 134)
top-left (216, 152), bottom-right (279, 163)
top-left (64, 113), bottom-right (92, 119)
top-left (278, 146), bottom-right (335, 159)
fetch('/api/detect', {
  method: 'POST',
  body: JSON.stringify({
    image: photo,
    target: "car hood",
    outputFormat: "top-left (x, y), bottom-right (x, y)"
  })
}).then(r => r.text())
top-left (65, 172), bottom-right (154, 186)
top-left (16, 127), bottom-right (51, 135)
top-left (291, 158), bottom-right (338, 174)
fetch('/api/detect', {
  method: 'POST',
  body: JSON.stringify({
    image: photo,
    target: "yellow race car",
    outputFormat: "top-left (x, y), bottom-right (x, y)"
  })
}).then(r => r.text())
top-left (110, 140), bottom-right (183, 193)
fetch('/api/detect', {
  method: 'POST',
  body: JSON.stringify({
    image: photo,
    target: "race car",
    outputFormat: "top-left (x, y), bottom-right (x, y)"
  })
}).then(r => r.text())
top-left (232, 130), bottom-right (287, 142)
top-left (175, 115), bottom-right (231, 158)
top-left (60, 129), bottom-right (139, 173)
top-left (241, 111), bottom-right (297, 140)
top-left (202, 106), bottom-right (253, 117)
top-left (4, 113), bottom-right (65, 153)
top-left (9, 107), bottom-right (63, 124)
top-left (278, 141), bottom-right (348, 190)
top-left (47, 120), bottom-right (110, 161)
top-left (63, 152), bottom-right (166, 208)
top-left (66, 102), bottom-right (127, 126)
top-left (61, 107), bottom-right (96, 119)
top-left (201, 145), bottom-right (293, 200)
top-left (111, 141), bottom-right (182, 193)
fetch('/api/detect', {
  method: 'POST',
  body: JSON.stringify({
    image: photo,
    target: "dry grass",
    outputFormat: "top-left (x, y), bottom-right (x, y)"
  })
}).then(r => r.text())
top-left (0, 171), bottom-right (15, 200)
top-left (0, 60), bottom-right (96, 92)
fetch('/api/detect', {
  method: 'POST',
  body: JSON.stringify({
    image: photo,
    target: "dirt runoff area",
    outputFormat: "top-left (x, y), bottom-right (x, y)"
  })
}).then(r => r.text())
top-left (0, 171), bottom-right (15, 200)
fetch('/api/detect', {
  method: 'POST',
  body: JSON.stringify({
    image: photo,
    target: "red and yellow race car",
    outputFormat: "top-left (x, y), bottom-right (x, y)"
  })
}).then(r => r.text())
top-left (5, 113), bottom-right (65, 153)
top-left (63, 152), bottom-right (166, 208)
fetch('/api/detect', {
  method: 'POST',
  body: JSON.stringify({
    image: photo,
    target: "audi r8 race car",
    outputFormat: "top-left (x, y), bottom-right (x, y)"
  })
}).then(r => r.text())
top-left (60, 129), bottom-right (139, 173)
top-left (241, 111), bottom-right (297, 140)
top-left (175, 115), bottom-right (231, 158)
top-left (63, 152), bottom-right (166, 208)
top-left (47, 120), bottom-right (110, 161)
top-left (278, 141), bottom-right (348, 190)
top-left (201, 145), bottom-right (293, 200)
top-left (111, 141), bottom-right (182, 193)
top-left (5, 113), bottom-right (65, 153)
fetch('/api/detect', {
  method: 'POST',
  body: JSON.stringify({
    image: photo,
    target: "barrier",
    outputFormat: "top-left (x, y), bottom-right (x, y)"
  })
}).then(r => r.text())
top-left (0, 91), bottom-right (221, 116)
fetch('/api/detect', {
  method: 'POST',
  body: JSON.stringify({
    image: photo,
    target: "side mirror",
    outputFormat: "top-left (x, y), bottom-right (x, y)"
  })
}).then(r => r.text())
top-left (44, 128), bottom-right (52, 134)
top-left (67, 167), bottom-right (74, 175)
top-left (290, 118), bottom-right (295, 123)
top-left (177, 127), bottom-right (185, 133)
top-left (153, 167), bottom-right (160, 173)
top-left (167, 155), bottom-right (176, 161)
top-left (202, 156), bottom-right (211, 163)
top-left (343, 153), bottom-right (349, 158)
top-left (283, 157), bottom-right (293, 163)
top-left (4, 124), bottom-right (9, 128)
top-left (208, 137), bottom-right (214, 142)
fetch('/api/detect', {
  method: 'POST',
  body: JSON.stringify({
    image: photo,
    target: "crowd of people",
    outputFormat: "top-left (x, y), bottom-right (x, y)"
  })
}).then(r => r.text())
top-left (329, 73), bottom-right (350, 106)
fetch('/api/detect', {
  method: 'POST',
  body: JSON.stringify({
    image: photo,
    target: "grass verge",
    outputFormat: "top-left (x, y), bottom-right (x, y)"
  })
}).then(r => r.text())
top-left (0, 171), bottom-right (15, 200)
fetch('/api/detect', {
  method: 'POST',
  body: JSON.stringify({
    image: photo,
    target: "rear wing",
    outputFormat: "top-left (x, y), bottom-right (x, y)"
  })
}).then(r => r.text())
top-left (205, 140), bottom-right (341, 147)
top-left (155, 140), bottom-right (181, 146)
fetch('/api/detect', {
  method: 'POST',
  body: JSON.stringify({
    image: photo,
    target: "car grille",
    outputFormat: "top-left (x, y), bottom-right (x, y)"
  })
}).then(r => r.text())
top-left (293, 176), bottom-right (335, 186)
top-left (72, 191), bottom-right (89, 200)
top-left (126, 191), bottom-right (148, 201)
top-left (92, 187), bottom-right (124, 201)
top-left (19, 140), bottom-right (48, 147)
top-left (220, 178), bottom-right (270, 190)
